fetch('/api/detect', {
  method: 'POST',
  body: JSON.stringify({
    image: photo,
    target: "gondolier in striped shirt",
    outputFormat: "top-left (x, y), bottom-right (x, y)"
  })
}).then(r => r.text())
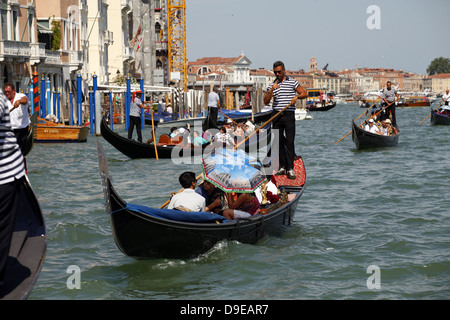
top-left (0, 92), bottom-right (26, 288)
top-left (264, 61), bottom-right (307, 180)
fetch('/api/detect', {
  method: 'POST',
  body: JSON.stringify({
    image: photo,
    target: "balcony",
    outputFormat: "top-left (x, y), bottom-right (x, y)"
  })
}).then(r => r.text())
top-left (0, 40), bottom-right (31, 61)
top-left (30, 42), bottom-right (46, 65)
top-left (104, 30), bottom-right (114, 45)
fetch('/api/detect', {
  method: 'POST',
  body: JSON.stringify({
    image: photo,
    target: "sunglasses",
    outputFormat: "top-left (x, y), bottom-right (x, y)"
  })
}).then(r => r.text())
top-left (273, 70), bottom-right (283, 75)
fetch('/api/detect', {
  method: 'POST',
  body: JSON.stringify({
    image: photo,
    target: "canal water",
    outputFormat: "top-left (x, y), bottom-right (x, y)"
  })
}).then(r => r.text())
top-left (26, 102), bottom-right (449, 300)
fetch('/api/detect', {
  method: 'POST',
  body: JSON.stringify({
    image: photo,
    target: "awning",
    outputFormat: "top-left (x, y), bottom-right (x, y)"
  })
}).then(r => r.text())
top-left (37, 23), bottom-right (52, 34)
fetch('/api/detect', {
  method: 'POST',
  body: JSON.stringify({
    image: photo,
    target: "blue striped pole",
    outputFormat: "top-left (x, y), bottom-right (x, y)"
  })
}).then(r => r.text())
top-left (41, 75), bottom-right (46, 118)
top-left (126, 75), bottom-right (131, 131)
top-left (93, 74), bottom-right (98, 133)
top-left (140, 76), bottom-right (145, 130)
top-left (69, 91), bottom-right (74, 125)
top-left (109, 90), bottom-right (114, 130)
top-left (57, 91), bottom-right (61, 123)
top-left (77, 72), bottom-right (82, 126)
top-left (89, 91), bottom-right (94, 134)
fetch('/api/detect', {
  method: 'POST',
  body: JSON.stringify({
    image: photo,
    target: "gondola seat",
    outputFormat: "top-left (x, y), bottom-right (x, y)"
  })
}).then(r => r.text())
top-left (157, 134), bottom-right (183, 146)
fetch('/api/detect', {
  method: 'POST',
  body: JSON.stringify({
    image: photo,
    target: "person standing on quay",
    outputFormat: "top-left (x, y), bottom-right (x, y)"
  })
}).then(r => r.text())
top-left (0, 92), bottom-right (26, 289)
top-left (264, 61), bottom-right (307, 180)
top-left (128, 90), bottom-right (151, 143)
top-left (3, 82), bottom-right (30, 153)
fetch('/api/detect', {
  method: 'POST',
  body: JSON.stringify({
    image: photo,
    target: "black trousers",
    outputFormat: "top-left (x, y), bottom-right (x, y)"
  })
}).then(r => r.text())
top-left (380, 102), bottom-right (397, 126)
top-left (208, 107), bottom-right (218, 126)
top-left (13, 126), bottom-right (29, 154)
top-left (128, 116), bottom-right (142, 142)
top-left (0, 177), bottom-right (22, 287)
top-left (272, 110), bottom-right (296, 171)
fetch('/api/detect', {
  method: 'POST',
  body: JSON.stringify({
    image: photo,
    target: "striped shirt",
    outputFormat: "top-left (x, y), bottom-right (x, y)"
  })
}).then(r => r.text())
top-left (267, 76), bottom-right (300, 112)
top-left (0, 93), bottom-right (25, 185)
top-left (130, 97), bottom-right (143, 117)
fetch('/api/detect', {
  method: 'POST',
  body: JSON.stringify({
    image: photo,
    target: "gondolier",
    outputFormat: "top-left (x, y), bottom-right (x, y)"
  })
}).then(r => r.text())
top-left (128, 90), bottom-right (151, 143)
top-left (3, 82), bottom-right (30, 154)
top-left (207, 87), bottom-right (220, 126)
top-left (0, 92), bottom-right (26, 289)
top-left (380, 81), bottom-right (399, 126)
top-left (264, 61), bottom-right (307, 180)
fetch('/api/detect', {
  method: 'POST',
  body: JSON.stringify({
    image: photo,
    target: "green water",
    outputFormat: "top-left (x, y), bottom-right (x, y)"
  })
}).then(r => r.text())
top-left (26, 103), bottom-right (449, 301)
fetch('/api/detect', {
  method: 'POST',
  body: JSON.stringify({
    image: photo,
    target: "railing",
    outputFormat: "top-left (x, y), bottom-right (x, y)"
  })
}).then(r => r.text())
top-left (0, 40), bottom-right (31, 58)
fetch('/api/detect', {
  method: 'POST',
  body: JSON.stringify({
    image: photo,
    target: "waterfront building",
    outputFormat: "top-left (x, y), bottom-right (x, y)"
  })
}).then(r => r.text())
top-left (429, 73), bottom-right (450, 94)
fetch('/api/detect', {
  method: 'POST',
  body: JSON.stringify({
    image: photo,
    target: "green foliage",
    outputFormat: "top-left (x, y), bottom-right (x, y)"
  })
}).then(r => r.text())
top-left (427, 57), bottom-right (450, 75)
top-left (111, 74), bottom-right (138, 86)
top-left (51, 20), bottom-right (61, 51)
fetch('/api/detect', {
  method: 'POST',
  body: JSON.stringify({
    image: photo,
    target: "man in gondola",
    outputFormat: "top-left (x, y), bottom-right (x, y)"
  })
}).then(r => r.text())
top-left (0, 91), bottom-right (26, 289)
top-left (380, 81), bottom-right (399, 126)
top-left (264, 61), bottom-right (308, 180)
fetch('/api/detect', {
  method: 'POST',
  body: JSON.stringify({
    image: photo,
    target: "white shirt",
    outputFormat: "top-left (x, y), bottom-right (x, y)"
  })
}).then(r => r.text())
top-left (214, 132), bottom-right (234, 148)
top-left (7, 93), bottom-right (30, 129)
top-left (208, 91), bottom-right (220, 108)
top-left (168, 188), bottom-right (206, 212)
top-left (130, 97), bottom-right (143, 117)
top-left (380, 126), bottom-right (389, 136)
top-left (443, 92), bottom-right (450, 103)
top-left (364, 123), bottom-right (380, 134)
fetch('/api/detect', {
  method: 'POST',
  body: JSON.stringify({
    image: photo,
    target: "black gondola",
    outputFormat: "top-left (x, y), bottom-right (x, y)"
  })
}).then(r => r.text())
top-left (306, 101), bottom-right (336, 111)
top-left (351, 120), bottom-right (399, 149)
top-left (97, 141), bottom-right (306, 259)
top-left (430, 108), bottom-right (450, 125)
top-left (21, 113), bottom-right (38, 157)
top-left (0, 176), bottom-right (46, 300)
top-left (100, 116), bottom-right (271, 159)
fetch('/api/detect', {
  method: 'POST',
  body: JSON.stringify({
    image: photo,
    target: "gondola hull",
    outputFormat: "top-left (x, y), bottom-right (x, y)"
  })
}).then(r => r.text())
top-left (100, 116), bottom-right (271, 159)
top-left (351, 120), bottom-right (399, 149)
top-left (430, 109), bottom-right (450, 125)
top-left (97, 141), bottom-right (306, 259)
top-left (0, 176), bottom-right (46, 300)
top-left (306, 102), bottom-right (336, 111)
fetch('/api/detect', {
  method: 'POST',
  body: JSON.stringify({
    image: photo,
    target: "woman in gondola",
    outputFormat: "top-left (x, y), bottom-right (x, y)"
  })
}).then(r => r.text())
top-left (221, 192), bottom-right (261, 220)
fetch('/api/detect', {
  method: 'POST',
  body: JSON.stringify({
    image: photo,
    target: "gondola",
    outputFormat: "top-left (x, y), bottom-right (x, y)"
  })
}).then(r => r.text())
top-left (97, 141), bottom-right (306, 259)
top-left (0, 176), bottom-right (46, 300)
top-left (306, 101), bottom-right (336, 111)
top-left (430, 108), bottom-right (450, 125)
top-left (351, 120), bottom-right (399, 149)
top-left (100, 116), bottom-right (271, 159)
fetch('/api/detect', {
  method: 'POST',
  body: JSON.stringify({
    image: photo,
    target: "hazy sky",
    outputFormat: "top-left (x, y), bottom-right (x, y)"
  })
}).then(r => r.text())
top-left (186, 0), bottom-right (449, 74)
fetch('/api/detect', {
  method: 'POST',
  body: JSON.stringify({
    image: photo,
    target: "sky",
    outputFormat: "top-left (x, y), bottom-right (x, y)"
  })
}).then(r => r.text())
top-left (186, 0), bottom-right (449, 75)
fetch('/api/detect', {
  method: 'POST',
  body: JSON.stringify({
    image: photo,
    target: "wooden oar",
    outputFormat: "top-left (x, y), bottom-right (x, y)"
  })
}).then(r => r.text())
top-left (219, 109), bottom-right (244, 128)
top-left (419, 102), bottom-right (443, 125)
top-left (234, 102), bottom-right (294, 150)
top-left (335, 100), bottom-right (380, 144)
top-left (150, 109), bottom-right (159, 160)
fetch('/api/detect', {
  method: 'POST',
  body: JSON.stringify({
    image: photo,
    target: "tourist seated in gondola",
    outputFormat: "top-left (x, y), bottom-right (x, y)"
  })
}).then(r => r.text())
top-left (379, 119), bottom-right (391, 136)
top-left (221, 192), bottom-right (261, 220)
top-left (364, 118), bottom-right (381, 134)
top-left (168, 171), bottom-right (206, 212)
top-left (244, 119), bottom-right (255, 134)
top-left (193, 130), bottom-right (208, 147)
top-left (214, 126), bottom-right (235, 149)
top-left (195, 180), bottom-right (225, 213)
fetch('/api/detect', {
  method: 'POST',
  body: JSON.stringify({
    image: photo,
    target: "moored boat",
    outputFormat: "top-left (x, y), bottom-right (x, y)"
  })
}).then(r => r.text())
top-left (35, 117), bottom-right (89, 143)
top-left (97, 141), bottom-right (306, 259)
top-left (351, 120), bottom-right (399, 149)
top-left (0, 176), bottom-right (46, 300)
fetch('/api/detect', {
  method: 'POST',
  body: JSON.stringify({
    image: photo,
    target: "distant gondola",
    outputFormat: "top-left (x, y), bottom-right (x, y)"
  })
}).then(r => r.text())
top-left (351, 120), bottom-right (399, 149)
top-left (100, 116), bottom-right (271, 159)
top-left (97, 141), bottom-right (306, 259)
top-left (306, 101), bottom-right (336, 111)
top-left (430, 108), bottom-right (450, 125)
top-left (0, 176), bottom-right (46, 300)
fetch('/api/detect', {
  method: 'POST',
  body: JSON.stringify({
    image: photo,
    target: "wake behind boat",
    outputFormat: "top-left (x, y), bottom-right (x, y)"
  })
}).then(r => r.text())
top-left (97, 141), bottom-right (306, 259)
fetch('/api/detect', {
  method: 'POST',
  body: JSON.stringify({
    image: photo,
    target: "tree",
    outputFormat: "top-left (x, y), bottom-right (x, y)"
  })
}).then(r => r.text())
top-left (427, 57), bottom-right (450, 75)
top-left (51, 20), bottom-right (61, 51)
